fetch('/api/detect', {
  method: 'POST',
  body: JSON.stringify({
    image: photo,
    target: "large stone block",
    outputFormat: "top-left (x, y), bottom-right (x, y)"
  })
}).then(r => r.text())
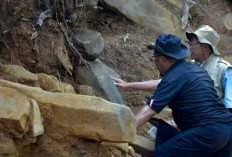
top-left (101, 0), bottom-right (184, 38)
top-left (0, 80), bottom-right (136, 143)
top-left (77, 59), bottom-right (124, 105)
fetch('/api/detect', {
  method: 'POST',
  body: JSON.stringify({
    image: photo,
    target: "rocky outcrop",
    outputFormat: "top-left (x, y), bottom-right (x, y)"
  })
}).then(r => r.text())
top-left (0, 79), bottom-right (136, 142)
top-left (101, 0), bottom-right (184, 38)
top-left (0, 62), bottom-right (136, 156)
top-left (77, 59), bottom-right (124, 105)
top-left (0, 62), bottom-right (75, 94)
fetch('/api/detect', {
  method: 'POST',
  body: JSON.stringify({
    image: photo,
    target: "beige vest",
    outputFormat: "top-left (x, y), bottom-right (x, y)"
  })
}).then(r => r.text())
top-left (201, 54), bottom-right (232, 103)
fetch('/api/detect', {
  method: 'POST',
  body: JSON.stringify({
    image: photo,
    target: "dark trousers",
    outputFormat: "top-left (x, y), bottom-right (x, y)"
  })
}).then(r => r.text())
top-left (152, 120), bottom-right (232, 157)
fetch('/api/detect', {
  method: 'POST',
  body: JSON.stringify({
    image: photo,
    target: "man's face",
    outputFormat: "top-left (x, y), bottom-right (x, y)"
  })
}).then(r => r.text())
top-left (189, 36), bottom-right (203, 61)
top-left (154, 52), bottom-right (165, 76)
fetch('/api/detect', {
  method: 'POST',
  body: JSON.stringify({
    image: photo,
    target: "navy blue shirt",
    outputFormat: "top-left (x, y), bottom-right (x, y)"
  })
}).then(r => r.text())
top-left (147, 59), bottom-right (232, 131)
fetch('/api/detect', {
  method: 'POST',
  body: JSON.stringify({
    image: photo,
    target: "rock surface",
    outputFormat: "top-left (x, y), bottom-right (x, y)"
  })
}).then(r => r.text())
top-left (101, 0), bottom-right (184, 38)
top-left (73, 29), bottom-right (104, 61)
top-left (30, 99), bottom-right (44, 137)
top-left (79, 85), bottom-right (95, 96)
top-left (130, 135), bottom-right (155, 157)
top-left (36, 73), bottom-right (61, 92)
top-left (0, 87), bottom-right (31, 137)
top-left (0, 79), bottom-right (136, 143)
top-left (0, 63), bottom-right (38, 83)
top-left (77, 59), bottom-right (124, 105)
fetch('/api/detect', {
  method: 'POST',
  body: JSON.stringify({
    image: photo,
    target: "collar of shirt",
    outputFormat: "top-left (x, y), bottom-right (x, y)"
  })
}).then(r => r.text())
top-left (165, 59), bottom-right (185, 76)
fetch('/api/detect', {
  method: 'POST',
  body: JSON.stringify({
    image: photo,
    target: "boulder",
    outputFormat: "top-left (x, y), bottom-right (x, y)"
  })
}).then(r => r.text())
top-left (73, 29), bottom-right (104, 61)
top-left (77, 59), bottom-right (124, 105)
top-left (36, 73), bottom-right (75, 94)
top-left (101, 0), bottom-right (184, 38)
top-left (36, 73), bottom-right (61, 92)
top-left (60, 82), bottom-right (75, 94)
top-left (0, 80), bottom-right (136, 143)
top-left (0, 63), bottom-right (38, 83)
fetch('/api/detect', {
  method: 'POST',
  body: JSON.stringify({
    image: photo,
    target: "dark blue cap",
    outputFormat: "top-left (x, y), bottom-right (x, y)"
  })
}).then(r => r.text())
top-left (147, 34), bottom-right (189, 60)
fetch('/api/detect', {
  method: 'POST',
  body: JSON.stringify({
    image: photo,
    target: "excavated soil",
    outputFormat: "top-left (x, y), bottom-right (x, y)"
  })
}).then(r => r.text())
top-left (1, 0), bottom-right (232, 156)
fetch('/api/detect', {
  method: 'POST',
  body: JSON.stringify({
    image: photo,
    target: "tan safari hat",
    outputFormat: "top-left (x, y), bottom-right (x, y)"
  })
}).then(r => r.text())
top-left (186, 25), bottom-right (220, 55)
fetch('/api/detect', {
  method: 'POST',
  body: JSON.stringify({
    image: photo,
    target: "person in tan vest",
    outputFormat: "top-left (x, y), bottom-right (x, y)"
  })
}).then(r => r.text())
top-left (186, 25), bottom-right (232, 112)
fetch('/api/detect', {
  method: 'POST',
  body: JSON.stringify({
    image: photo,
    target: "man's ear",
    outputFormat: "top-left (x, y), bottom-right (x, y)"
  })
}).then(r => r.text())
top-left (160, 56), bottom-right (167, 62)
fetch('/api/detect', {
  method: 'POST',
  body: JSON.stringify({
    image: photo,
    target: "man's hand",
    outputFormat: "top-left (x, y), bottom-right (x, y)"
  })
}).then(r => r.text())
top-left (111, 76), bottom-right (160, 92)
top-left (111, 76), bottom-right (129, 89)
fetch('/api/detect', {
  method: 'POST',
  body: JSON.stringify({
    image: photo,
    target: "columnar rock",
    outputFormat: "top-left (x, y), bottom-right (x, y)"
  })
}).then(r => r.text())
top-left (0, 80), bottom-right (136, 142)
top-left (73, 29), bottom-right (104, 61)
top-left (30, 99), bottom-right (44, 137)
top-left (101, 0), bottom-right (184, 38)
top-left (77, 59), bottom-right (124, 105)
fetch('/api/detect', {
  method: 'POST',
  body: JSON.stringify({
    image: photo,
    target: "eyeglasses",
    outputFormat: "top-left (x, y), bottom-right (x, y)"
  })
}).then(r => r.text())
top-left (186, 41), bottom-right (201, 46)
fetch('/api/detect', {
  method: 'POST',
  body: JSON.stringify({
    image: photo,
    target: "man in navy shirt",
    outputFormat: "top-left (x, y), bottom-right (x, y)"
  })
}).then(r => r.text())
top-left (134, 34), bottom-right (232, 156)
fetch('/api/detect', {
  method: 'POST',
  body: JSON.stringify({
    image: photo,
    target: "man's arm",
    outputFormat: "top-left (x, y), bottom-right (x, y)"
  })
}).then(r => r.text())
top-left (111, 76), bottom-right (160, 92)
top-left (136, 105), bottom-right (156, 129)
